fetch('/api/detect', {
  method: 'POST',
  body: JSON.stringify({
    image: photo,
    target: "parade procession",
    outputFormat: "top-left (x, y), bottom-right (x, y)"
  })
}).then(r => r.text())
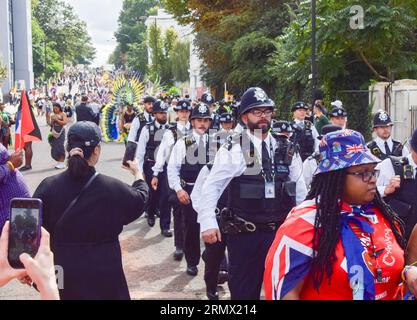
top-left (3, 0), bottom-right (417, 304)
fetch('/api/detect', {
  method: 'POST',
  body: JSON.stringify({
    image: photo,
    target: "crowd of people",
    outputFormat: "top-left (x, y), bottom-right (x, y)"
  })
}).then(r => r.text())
top-left (3, 68), bottom-right (417, 301)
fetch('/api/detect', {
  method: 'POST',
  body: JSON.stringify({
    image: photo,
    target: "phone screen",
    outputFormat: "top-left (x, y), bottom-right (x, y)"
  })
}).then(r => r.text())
top-left (123, 141), bottom-right (137, 167)
top-left (8, 199), bottom-right (42, 269)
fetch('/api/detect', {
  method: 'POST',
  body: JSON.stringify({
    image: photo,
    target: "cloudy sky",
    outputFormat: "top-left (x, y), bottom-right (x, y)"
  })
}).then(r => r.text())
top-left (64, 0), bottom-right (124, 66)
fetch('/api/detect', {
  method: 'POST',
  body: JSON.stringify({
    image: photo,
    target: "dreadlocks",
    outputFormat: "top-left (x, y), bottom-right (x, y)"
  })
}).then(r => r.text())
top-left (306, 168), bottom-right (406, 291)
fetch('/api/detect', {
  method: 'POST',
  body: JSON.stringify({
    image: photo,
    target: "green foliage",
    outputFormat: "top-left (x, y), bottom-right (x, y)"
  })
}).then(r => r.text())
top-left (32, 0), bottom-right (96, 79)
top-left (170, 40), bottom-right (190, 82)
top-left (112, 0), bottom-right (159, 72)
top-left (0, 56), bottom-right (7, 81)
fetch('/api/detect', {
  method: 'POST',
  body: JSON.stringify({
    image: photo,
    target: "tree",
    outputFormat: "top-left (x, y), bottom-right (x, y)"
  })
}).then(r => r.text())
top-left (164, 0), bottom-right (291, 97)
top-left (0, 56), bottom-right (7, 81)
top-left (170, 40), bottom-right (190, 82)
top-left (112, 0), bottom-right (159, 72)
top-left (32, 0), bottom-right (96, 79)
top-left (269, 0), bottom-right (417, 139)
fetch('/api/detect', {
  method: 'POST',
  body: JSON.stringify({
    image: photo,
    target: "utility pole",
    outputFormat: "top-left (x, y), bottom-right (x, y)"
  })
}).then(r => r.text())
top-left (311, 0), bottom-right (317, 106)
top-left (44, 40), bottom-right (48, 96)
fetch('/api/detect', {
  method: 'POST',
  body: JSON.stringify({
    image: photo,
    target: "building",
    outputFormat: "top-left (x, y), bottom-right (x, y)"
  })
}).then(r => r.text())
top-left (145, 9), bottom-right (206, 100)
top-left (0, 0), bottom-right (34, 101)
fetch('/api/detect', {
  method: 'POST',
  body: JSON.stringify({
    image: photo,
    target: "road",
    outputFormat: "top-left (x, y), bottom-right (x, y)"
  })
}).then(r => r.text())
top-left (0, 99), bottom-right (230, 300)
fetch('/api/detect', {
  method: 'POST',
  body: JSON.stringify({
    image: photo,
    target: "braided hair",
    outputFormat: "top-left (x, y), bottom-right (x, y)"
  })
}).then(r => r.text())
top-left (307, 168), bottom-right (406, 291)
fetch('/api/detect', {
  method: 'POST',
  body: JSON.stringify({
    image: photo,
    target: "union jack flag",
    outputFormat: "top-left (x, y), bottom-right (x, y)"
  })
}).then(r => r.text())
top-left (264, 200), bottom-right (316, 300)
top-left (346, 144), bottom-right (365, 154)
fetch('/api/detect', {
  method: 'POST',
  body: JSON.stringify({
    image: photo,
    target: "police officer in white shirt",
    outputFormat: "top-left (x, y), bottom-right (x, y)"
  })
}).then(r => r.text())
top-left (197, 87), bottom-right (307, 300)
top-left (136, 100), bottom-right (171, 233)
top-left (168, 103), bottom-right (212, 277)
top-left (127, 96), bottom-right (155, 143)
top-left (151, 99), bottom-right (192, 261)
top-left (290, 101), bottom-right (320, 161)
top-left (367, 110), bottom-right (409, 160)
top-left (376, 128), bottom-right (417, 239)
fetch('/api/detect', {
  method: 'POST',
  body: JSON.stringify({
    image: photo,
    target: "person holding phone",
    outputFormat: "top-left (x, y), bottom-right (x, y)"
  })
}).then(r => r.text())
top-left (0, 144), bottom-right (29, 233)
top-left (0, 221), bottom-right (59, 300)
top-left (33, 121), bottom-right (149, 300)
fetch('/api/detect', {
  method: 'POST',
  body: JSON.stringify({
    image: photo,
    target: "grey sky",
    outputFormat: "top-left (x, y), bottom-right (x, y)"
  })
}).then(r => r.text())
top-left (63, 0), bottom-right (123, 66)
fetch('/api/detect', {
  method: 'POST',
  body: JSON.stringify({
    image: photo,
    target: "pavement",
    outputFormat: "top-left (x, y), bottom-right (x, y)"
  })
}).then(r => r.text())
top-left (0, 92), bottom-right (230, 300)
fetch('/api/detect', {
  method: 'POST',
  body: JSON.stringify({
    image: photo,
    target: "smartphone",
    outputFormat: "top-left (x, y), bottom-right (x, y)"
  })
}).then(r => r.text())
top-left (122, 141), bottom-right (138, 167)
top-left (8, 198), bottom-right (42, 269)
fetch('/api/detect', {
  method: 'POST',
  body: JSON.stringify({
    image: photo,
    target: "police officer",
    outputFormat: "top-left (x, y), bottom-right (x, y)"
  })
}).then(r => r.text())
top-left (202, 92), bottom-right (220, 131)
top-left (151, 99), bottom-right (192, 260)
top-left (197, 87), bottom-right (307, 300)
top-left (302, 124), bottom-right (342, 189)
top-left (376, 128), bottom-right (417, 240)
top-left (127, 96), bottom-right (156, 144)
top-left (136, 100), bottom-right (171, 233)
top-left (367, 110), bottom-right (409, 160)
top-left (291, 101), bottom-right (319, 161)
top-left (329, 106), bottom-right (348, 129)
top-left (168, 103), bottom-right (212, 276)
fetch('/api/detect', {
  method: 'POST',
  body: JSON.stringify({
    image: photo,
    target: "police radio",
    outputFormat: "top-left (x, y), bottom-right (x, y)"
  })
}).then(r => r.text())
top-left (402, 158), bottom-right (414, 180)
top-left (274, 136), bottom-right (294, 180)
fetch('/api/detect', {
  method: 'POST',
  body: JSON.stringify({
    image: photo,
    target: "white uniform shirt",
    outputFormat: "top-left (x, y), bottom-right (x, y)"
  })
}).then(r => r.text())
top-left (374, 136), bottom-right (409, 157)
top-left (197, 130), bottom-right (308, 232)
top-left (303, 156), bottom-right (318, 190)
top-left (167, 130), bottom-right (208, 192)
top-left (191, 165), bottom-right (211, 214)
top-left (376, 153), bottom-right (417, 196)
top-left (135, 121), bottom-right (169, 172)
top-left (293, 119), bottom-right (320, 152)
top-left (152, 122), bottom-right (191, 176)
top-left (127, 111), bottom-right (153, 143)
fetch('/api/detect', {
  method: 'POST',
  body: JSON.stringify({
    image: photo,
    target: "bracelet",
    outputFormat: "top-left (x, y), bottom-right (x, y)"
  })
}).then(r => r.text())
top-left (6, 161), bottom-right (15, 171)
top-left (402, 260), bottom-right (417, 282)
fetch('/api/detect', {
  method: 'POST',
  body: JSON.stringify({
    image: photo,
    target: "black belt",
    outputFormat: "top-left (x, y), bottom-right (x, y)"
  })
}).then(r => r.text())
top-left (219, 208), bottom-right (279, 234)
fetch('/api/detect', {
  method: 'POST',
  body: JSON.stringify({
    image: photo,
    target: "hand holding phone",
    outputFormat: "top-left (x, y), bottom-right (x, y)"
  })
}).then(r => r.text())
top-left (0, 222), bottom-right (27, 287)
top-left (122, 141), bottom-right (138, 167)
top-left (8, 198), bottom-right (42, 269)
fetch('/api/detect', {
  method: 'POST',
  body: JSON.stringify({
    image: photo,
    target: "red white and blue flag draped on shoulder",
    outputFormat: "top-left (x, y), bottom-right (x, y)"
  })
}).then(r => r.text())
top-left (14, 90), bottom-right (42, 150)
top-left (264, 200), bottom-right (316, 300)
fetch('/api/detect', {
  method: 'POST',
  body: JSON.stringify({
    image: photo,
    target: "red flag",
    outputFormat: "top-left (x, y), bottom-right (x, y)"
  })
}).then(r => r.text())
top-left (15, 90), bottom-right (42, 150)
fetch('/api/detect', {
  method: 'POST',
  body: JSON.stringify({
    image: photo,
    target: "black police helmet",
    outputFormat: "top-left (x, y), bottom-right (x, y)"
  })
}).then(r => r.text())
top-left (239, 87), bottom-right (275, 116)
top-left (175, 99), bottom-right (192, 112)
top-left (373, 110), bottom-right (393, 128)
top-left (152, 100), bottom-right (169, 113)
top-left (191, 103), bottom-right (212, 120)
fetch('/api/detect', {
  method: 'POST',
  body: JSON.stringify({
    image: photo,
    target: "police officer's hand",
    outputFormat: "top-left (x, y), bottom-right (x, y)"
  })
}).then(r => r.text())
top-left (177, 189), bottom-right (190, 205)
top-left (151, 177), bottom-right (158, 191)
top-left (9, 149), bottom-right (24, 169)
top-left (384, 175), bottom-right (401, 196)
top-left (202, 229), bottom-right (222, 244)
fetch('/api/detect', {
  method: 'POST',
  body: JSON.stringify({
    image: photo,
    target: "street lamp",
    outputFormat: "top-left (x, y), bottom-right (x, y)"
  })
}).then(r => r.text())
top-left (311, 0), bottom-right (318, 106)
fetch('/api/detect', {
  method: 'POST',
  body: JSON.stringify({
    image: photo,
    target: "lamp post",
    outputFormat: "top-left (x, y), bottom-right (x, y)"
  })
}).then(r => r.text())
top-left (44, 40), bottom-right (48, 96)
top-left (311, 0), bottom-right (318, 106)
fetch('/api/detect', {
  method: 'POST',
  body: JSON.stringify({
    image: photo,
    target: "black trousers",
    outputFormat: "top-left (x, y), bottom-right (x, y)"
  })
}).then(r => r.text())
top-left (144, 162), bottom-right (171, 230)
top-left (173, 204), bottom-right (185, 249)
top-left (202, 240), bottom-right (228, 292)
top-left (182, 199), bottom-right (201, 267)
top-left (227, 231), bottom-right (275, 300)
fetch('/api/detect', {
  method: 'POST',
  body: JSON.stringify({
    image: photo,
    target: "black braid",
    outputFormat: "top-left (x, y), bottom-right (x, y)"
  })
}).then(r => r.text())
top-left (306, 169), bottom-right (407, 292)
top-left (307, 169), bottom-right (345, 290)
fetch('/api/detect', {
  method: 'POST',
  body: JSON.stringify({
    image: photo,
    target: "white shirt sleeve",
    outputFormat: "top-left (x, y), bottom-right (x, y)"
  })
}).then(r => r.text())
top-left (303, 158), bottom-right (315, 190)
top-left (289, 152), bottom-right (308, 204)
top-left (167, 139), bottom-right (186, 192)
top-left (402, 144), bottom-right (410, 157)
top-left (127, 117), bottom-right (140, 142)
top-left (136, 126), bottom-right (149, 173)
top-left (312, 125), bottom-right (320, 152)
top-left (191, 166), bottom-right (210, 214)
top-left (152, 130), bottom-right (174, 176)
top-left (376, 158), bottom-right (396, 197)
top-left (198, 144), bottom-right (247, 232)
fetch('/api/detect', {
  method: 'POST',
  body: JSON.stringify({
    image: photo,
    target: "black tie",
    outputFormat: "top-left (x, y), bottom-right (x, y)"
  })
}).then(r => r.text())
top-left (262, 141), bottom-right (272, 181)
top-left (384, 141), bottom-right (390, 155)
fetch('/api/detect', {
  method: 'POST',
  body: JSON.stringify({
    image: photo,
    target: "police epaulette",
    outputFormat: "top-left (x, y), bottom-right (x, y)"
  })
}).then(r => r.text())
top-left (223, 133), bottom-right (241, 151)
top-left (184, 134), bottom-right (196, 147)
top-left (137, 113), bottom-right (146, 122)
